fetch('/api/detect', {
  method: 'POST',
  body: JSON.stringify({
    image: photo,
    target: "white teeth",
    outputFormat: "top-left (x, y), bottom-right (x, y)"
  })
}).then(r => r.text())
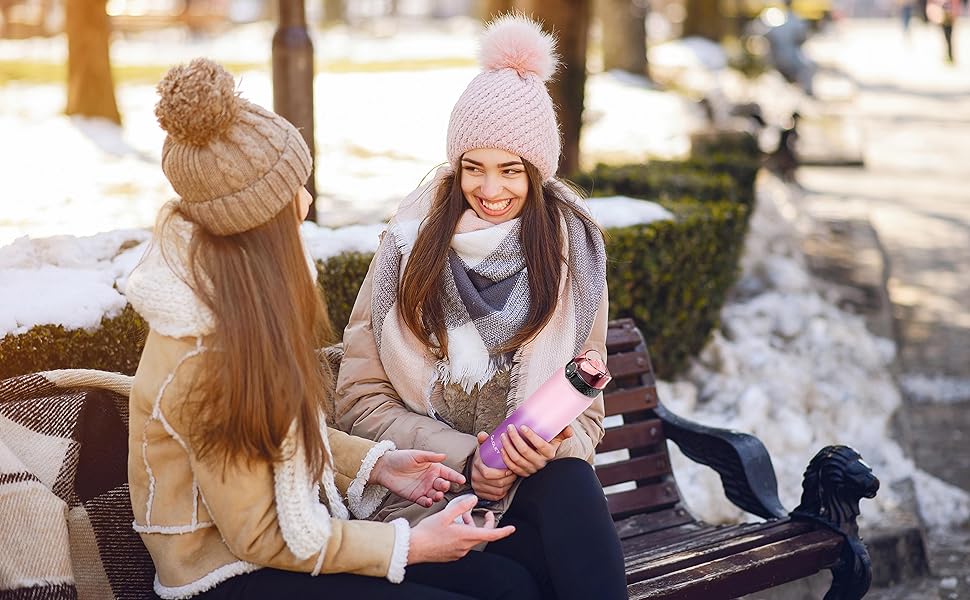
top-left (482, 198), bottom-right (512, 211)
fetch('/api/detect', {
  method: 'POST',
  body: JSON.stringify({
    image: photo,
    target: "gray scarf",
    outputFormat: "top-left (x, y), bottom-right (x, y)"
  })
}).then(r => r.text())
top-left (372, 168), bottom-right (607, 414)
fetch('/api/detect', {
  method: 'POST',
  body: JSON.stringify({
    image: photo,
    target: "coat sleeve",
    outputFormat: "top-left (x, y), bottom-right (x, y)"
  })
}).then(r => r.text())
top-left (326, 426), bottom-right (395, 518)
top-left (555, 286), bottom-right (609, 462)
top-left (334, 248), bottom-right (480, 474)
top-left (160, 357), bottom-right (409, 581)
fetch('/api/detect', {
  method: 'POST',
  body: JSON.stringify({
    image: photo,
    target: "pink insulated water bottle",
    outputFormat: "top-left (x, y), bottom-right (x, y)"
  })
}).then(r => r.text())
top-left (479, 350), bottom-right (613, 470)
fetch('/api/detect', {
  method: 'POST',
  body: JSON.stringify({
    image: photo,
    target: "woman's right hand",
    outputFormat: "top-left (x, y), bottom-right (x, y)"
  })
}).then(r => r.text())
top-left (470, 431), bottom-right (518, 501)
top-left (407, 495), bottom-right (515, 564)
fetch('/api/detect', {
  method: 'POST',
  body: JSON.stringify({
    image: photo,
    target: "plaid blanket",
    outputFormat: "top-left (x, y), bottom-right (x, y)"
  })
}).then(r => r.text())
top-left (0, 370), bottom-right (154, 600)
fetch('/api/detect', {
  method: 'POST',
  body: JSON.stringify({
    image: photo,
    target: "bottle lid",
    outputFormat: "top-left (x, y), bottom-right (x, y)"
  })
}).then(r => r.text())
top-left (565, 350), bottom-right (613, 397)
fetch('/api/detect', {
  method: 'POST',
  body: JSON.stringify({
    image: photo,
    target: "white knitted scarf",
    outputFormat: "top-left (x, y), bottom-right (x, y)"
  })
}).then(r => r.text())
top-left (371, 167), bottom-right (607, 418)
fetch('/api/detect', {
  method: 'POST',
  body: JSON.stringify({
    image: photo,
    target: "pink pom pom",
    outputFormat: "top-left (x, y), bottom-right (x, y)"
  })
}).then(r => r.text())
top-left (479, 14), bottom-right (559, 81)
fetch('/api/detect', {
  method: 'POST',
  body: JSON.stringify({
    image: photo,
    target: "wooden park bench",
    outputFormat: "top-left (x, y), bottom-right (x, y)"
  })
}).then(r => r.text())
top-left (596, 318), bottom-right (879, 599)
top-left (0, 319), bottom-right (878, 599)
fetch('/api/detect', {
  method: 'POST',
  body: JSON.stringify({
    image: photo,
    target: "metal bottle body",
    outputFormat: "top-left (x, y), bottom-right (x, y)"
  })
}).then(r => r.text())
top-left (478, 351), bottom-right (611, 470)
top-left (479, 367), bottom-right (590, 469)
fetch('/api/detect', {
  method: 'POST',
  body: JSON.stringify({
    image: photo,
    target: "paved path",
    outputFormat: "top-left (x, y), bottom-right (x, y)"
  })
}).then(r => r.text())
top-left (799, 17), bottom-right (970, 600)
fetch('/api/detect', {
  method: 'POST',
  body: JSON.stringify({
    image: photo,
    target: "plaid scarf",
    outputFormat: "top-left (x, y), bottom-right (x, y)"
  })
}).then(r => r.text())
top-left (371, 167), bottom-right (607, 417)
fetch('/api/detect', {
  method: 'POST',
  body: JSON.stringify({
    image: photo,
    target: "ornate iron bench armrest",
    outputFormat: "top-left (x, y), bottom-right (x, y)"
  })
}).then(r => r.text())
top-left (653, 401), bottom-right (788, 519)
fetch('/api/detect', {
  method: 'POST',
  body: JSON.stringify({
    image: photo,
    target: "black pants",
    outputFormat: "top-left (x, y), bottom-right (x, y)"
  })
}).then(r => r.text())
top-left (191, 550), bottom-right (541, 600)
top-left (943, 22), bottom-right (955, 63)
top-left (485, 457), bottom-right (627, 600)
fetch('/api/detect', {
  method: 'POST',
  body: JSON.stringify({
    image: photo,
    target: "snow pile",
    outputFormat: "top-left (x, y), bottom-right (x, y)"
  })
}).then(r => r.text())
top-left (300, 222), bottom-right (388, 260)
top-left (586, 197), bottom-right (673, 229)
top-left (0, 230), bottom-right (150, 337)
top-left (900, 375), bottom-right (970, 404)
top-left (656, 176), bottom-right (970, 530)
top-left (649, 36), bottom-right (729, 72)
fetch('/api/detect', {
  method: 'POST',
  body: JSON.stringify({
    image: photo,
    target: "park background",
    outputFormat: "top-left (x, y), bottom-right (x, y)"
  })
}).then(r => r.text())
top-left (0, 0), bottom-right (968, 598)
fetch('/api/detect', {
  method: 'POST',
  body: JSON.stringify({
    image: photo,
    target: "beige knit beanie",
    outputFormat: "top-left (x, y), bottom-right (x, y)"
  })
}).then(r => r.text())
top-left (154, 58), bottom-right (311, 236)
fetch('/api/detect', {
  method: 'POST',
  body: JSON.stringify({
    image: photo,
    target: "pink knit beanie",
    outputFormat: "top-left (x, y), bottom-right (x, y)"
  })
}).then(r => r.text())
top-left (447, 14), bottom-right (561, 182)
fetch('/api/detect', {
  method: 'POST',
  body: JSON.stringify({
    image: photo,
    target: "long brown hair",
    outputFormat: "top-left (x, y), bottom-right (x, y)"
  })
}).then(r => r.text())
top-left (399, 158), bottom-right (601, 359)
top-left (160, 199), bottom-right (332, 480)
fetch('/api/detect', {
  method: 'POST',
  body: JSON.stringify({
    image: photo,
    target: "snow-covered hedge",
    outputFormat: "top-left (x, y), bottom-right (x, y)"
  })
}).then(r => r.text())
top-left (0, 198), bottom-right (748, 380)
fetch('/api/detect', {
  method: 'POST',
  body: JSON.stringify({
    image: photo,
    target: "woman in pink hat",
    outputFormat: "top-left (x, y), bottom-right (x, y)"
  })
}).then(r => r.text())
top-left (336, 14), bottom-right (627, 600)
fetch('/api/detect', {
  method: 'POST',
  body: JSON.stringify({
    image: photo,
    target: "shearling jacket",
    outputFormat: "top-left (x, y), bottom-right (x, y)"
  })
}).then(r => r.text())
top-left (333, 249), bottom-right (609, 526)
top-left (125, 208), bottom-right (409, 599)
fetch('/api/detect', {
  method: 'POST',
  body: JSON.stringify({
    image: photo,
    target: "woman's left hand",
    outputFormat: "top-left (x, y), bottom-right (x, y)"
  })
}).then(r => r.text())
top-left (500, 424), bottom-right (574, 477)
top-left (371, 450), bottom-right (466, 508)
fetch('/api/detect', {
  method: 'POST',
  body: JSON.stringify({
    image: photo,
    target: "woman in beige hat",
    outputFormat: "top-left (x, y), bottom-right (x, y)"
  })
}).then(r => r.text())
top-left (124, 58), bottom-right (541, 600)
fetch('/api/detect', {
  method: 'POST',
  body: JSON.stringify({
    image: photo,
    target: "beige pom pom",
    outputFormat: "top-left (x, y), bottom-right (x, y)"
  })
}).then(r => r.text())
top-left (155, 58), bottom-right (241, 146)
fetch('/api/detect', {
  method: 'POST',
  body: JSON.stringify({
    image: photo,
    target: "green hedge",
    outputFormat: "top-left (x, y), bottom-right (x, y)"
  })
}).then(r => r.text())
top-left (574, 156), bottom-right (760, 210)
top-left (0, 305), bottom-right (148, 381)
top-left (690, 130), bottom-right (761, 159)
top-left (604, 199), bottom-right (748, 376)
top-left (573, 163), bottom-right (738, 205)
top-left (1, 198), bottom-right (747, 381)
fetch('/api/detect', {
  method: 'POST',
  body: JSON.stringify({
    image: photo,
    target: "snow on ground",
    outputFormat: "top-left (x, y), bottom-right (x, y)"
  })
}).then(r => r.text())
top-left (0, 228), bottom-right (150, 335)
top-left (900, 375), bottom-right (970, 404)
top-left (0, 22), bottom-right (704, 245)
top-left (654, 175), bottom-right (970, 531)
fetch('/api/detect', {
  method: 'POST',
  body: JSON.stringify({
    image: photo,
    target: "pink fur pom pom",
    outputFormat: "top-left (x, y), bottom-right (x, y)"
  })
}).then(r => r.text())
top-left (479, 14), bottom-right (558, 81)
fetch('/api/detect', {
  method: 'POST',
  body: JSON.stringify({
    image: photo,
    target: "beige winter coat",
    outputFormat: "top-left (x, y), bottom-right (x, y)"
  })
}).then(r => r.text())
top-left (334, 250), bottom-right (609, 526)
top-left (125, 209), bottom-right (409, 599)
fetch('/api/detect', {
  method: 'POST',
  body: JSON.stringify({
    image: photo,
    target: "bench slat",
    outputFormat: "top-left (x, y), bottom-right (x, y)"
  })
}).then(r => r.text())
top-left (597, 452), bottom-right (672, 487)
top-left (606, 324), bottom-right (642, 353)
top-left (614, 507), bottom-right (696, 540)
top-left (606, 482), bottom-right (680, 517)
top-left (627, 528), bottom-right (844, 599)
top-left (603, 386), bottom-right (658, 416)
top-left (600, 418), bottom-right (663, 451)
top-left (624, 520), bottom-right (812, 574)
top-left (606, 351), bottom-right (653, 381)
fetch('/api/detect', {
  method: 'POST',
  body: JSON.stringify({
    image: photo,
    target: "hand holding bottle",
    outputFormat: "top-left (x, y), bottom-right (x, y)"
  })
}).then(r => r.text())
top-left (478, 350), bottom-right (611, 470)
top-left (407, 495), bottom-right (515, 563)
top-left (470, 432), bottom-right (517, 501)
top-left (499, 423), bottom-right (574, 477)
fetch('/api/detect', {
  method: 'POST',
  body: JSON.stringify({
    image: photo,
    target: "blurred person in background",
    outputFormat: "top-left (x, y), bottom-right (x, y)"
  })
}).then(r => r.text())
top-left (763, 0), bottom-right (817, 95)
top-left (900, 0), bottom-right (915, 35)
top-left (927, 0), bottom-right (960, 62)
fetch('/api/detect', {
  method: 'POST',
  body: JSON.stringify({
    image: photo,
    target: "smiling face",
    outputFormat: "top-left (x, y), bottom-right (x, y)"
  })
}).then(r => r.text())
top-left (460, 148), bottom-right (530, 225)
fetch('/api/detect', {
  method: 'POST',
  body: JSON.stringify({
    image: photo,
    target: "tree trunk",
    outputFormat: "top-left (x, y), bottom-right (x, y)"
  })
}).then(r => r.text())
top-left (322, 0), bottom-right (345, 26)
top-left (599, 0), bottom-right (648, 77)
top-left (477, 0), bottom-right (513, 22)
top-left (274, 0), bottom-right (317, 221)
top-left (65, 0), bottom-right (120, 124)
top-left (517, 0), bottom-right (591, 178)
top-left (682, 0), bottom-right (725, 41)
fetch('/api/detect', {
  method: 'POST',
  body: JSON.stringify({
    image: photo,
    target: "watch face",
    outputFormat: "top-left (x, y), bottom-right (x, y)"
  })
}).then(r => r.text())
top-left (565, 362), bottom-right (577, 377)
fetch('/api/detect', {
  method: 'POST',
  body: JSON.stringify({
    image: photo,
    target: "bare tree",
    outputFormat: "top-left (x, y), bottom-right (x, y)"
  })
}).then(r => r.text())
top-left (598, 0), bottom-right (648, 77)
top-left (322, 0), bottom-right (345, 26)
top-left (682, 0), bottom-right (725, 41)
top-left (65, 0), bottom-right (120, 124)
top-left (477, 0), bottom-right (513, 21)
top-left (517, 0), bottom-right (591, 178)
